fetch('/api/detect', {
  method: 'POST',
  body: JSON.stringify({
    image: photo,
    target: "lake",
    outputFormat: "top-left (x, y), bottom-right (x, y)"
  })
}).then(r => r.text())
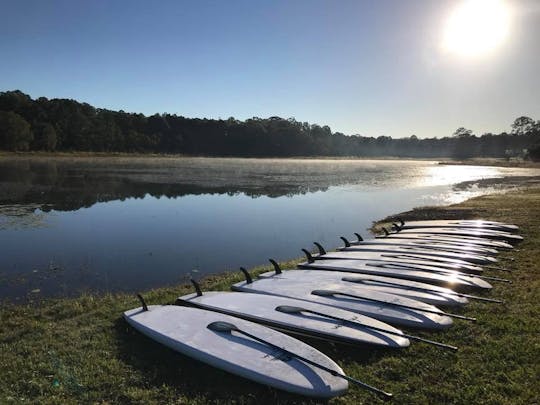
top-left (1, 156), bottom-right (539, 301)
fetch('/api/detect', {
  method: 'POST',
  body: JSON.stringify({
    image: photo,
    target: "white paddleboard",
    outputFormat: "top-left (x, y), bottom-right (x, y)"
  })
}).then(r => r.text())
top-left (297, 259), bottom-right (492, 291)
top-left (124, 305), bottom-right (348, 398)
top-left (231, 277), bottom-right (453, 330)
top-left (310, 249), bottom-right (484, 274)
top-left (379, 233), bottom-right (514, 249)
top-left (257, 269), bottom-right (468, 307)
top-left (393, 227), bottom-right (523, 243)
top-left (177, 291), bottom-right (410, 348)
top-left (348, 237), bottom-right (499, 255)
top-left (338, 244), bottom-right (497, 265)
top-left (396, 220), bottom-right (518, 232)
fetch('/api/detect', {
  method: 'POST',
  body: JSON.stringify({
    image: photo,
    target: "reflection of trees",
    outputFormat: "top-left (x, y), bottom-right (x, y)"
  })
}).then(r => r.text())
top-left (0, 159), bottom-right (332, 214)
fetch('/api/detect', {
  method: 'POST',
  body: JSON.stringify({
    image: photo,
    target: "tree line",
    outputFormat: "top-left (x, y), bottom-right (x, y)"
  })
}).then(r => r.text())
top-left (1, 90), bottom-right (539, 159)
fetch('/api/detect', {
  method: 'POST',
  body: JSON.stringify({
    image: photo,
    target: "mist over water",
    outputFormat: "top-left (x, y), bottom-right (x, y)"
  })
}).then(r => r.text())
top-left (1, 157), bottom-right (538, 301)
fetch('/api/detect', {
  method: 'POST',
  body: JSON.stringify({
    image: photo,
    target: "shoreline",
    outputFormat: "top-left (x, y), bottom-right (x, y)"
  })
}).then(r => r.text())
top-left (2, 151), bottom-right (540, 167)
top-left (1, 188), bottom-right (539, 403)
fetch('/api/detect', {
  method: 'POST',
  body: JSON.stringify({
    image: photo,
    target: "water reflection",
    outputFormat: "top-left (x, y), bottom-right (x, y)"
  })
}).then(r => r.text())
top-left (2, 157), bottom-right (537, 217)
top-left (1, 156), bottom-right (539, 301)
top-left (421, 165), bottom-right (502, 187)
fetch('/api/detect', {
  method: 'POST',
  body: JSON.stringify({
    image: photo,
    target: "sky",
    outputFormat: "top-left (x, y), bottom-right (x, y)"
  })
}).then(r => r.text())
top-left (1, 0), bottom-right (539, 138)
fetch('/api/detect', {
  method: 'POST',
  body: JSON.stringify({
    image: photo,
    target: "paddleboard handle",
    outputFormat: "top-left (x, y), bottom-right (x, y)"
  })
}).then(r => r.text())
top-left (136, 294), bottom-right (148, 312)
top-left (239, 267), bottom-right (253, 284)
top-left (313, 242), bottom-right (327, 255)
top-left (301, 249), bottom-right (315, 263)
top-left (354, 233), bottom-right (363, 242)
top-left (190, 278), bottom-right (203, 296)
top-left (340, 236), bottom-right (351, 247)
top-left (269, 259), bottom-right (282, 274)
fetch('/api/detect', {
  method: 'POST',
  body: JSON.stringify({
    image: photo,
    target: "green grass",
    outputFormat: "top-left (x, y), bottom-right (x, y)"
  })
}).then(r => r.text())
top-left (1, 190), bottom-right (539, 404)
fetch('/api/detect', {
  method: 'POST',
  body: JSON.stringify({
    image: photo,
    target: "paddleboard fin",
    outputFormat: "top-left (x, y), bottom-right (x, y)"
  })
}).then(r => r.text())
top-left (301, 249), bottom-right (314, 263)
top-left (340, 236), bottom-right (351, 247)
top-left (269, 259), bottom-right (282, 274)
top-left (239, 267), bottom-right (253, 284)
top-left (354, 233), bottom-right (363, 242)
top-left (313, 242), bottom-right (326, 255)
top-left (392, 222), bottom-right (402, 231)
top-left (398, 218), bottom-right (405, 227)
top-left (136, 294), bottom-right (148, 312)
top-left (382, 227), bottom-right (390, 236)
top-left (190, 278), bottom-right (203, 296)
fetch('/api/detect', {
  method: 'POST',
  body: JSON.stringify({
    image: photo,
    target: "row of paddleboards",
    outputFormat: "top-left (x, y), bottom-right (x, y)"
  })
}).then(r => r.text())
top-left (123, 219), bottom-right (520, 400)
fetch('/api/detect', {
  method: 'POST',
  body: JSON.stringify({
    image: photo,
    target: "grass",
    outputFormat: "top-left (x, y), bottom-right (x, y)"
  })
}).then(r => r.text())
top-left (1, 189), bottom-right (539, 404)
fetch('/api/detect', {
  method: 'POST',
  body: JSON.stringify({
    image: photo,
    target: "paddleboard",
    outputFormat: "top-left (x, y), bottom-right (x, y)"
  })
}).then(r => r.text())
top-left (257, 268), bottom-right (468, 307)
top-left (124, 305), bottom-right (348, 398)
top-left (395, 219), bottom-right (518, 232)
top-left (377, 233), bottom-right (514, 249)
top-left (347, 237), bottom-right (499, 255)
top-left (338, 244), bottom-right (497, 265)
top-left (392, 227), bottom-right (523, 243)
top-left (176, 291), bottom-right (410, 348)
top-left (297, 259), bottom-right (493, 291)
top-left (231, 277), bottom-right (453, 330)
top-left (309, 249), bottom-right (484, 275)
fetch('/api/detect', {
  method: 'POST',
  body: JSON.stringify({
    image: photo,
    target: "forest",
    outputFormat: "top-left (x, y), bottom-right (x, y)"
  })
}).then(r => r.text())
top-left (1, 90), bottom-right (539, 160)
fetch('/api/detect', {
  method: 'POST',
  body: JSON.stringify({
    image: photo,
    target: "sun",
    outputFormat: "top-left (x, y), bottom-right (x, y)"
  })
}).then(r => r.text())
top-left (442, 0), bottom-right (511, 58)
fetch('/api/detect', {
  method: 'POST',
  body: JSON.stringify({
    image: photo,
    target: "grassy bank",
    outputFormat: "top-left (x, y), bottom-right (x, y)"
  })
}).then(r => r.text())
top-left (438, 157), bottom-right (540, 168)
top-left (1, 189), bottom-right (539, 404)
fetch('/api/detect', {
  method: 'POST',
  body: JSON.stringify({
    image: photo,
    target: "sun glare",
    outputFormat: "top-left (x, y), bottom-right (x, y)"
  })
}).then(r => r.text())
top-left (442, 0), bottom-right (511, 58)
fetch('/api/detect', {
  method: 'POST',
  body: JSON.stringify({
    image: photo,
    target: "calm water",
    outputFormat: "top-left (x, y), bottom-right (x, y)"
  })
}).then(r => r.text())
top-left (1, 157), bottom-right (539, 301)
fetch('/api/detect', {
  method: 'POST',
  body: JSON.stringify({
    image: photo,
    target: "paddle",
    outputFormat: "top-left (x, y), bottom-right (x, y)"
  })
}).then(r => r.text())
top-left (207, 321), bottom-right (393, 400)
top-left (483, 265), bottom-right (513, 273)
top-left (311, 289), bottom-right (477, 322)
top-left (343, 277), bottom-right (504, 304)
top-left (275, 305), bottom-right (458, 351)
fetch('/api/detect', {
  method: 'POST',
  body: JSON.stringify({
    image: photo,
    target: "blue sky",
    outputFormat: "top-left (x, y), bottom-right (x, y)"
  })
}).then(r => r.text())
top-left (1, 0), bottom-right (539, 138)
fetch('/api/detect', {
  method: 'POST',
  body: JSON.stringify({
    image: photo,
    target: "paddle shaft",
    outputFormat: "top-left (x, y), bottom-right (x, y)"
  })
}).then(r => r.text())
top-left (231, 326), bottom-right (393, 400)
top-left (278, 306), bottom-right (457, 351)
top-left (313, 290), bottom-right (477, 322)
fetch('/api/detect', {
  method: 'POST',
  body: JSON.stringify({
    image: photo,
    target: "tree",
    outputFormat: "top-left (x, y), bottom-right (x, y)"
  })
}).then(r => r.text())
top-left (511, 116), bottom-right (535, 135)
top-left (42, 123), bottom-right (57, 151)
top-left (451, 127), bottom-right (476, 159)
top-left (0, 111), bottom-right (33, 150)
top-left (452, 127), bottom-right (473, 138)
top-left (32, 122), bottom-right (57, 151)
